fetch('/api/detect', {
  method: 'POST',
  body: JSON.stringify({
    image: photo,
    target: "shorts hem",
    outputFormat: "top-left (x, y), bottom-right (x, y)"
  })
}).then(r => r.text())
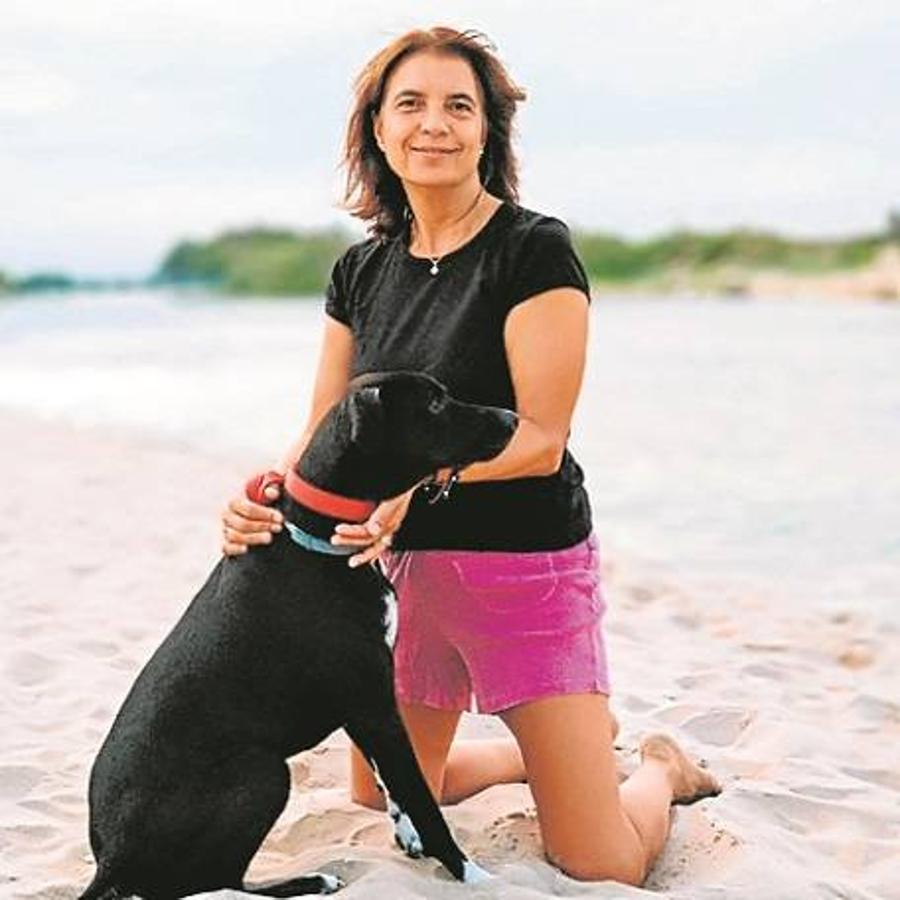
top-left (395, 690), bottom-right (470, 712)
top-left (476, 680), bottom-right (611, 715)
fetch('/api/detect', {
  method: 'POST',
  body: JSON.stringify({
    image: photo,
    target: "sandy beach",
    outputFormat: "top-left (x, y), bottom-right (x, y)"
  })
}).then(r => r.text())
top-left (2, 407), bottom-right (898, 900)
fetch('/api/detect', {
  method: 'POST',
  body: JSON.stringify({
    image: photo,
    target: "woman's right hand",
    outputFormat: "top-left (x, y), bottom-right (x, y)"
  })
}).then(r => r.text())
top-left (221, 479), bottom-right (284, 556)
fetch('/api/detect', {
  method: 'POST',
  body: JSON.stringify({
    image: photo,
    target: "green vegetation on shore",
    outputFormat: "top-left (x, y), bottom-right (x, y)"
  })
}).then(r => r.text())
top-left (3, 213), bottom-right (898, 299)
top-left (153, 227), bottom-right (351, 297)
top-left (574, 228), bottom-right (885, 281)
top-left (152, 222), bottom-right (896, 297)
top-left (0, 270), bottom-right (144, 296)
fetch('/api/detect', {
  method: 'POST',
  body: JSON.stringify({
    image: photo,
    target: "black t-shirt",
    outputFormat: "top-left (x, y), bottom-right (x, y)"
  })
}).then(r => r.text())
top-left (325, 201), bottom-right (593, 551)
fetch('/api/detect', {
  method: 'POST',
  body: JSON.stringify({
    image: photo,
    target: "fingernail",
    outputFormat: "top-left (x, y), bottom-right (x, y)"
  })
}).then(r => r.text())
top-left (262, 533), bottom-right (271, 543)
top-left (273, 512), bottom-right (283, 523)
top-left (348, 558), bottom-right (359, 568)
top-left (272, 523), bottom-right (282, 533)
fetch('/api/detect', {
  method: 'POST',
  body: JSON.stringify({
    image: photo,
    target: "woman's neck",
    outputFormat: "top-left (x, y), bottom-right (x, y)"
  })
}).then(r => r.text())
top-left (405, 179), bottom-right (498, 256)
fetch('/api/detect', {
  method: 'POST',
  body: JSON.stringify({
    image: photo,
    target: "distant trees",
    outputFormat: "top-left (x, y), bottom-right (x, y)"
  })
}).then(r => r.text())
top-left (154, 226), bottom-right (353, 296)
top-left (887, 209), bottom-right (900, 242)
top-left (571, 227), bottom-right (886, 284)
top-left (4, 216), bottom-right (896, 299)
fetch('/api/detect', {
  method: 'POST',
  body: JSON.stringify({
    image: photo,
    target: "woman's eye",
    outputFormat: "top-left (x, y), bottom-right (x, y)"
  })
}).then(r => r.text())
top-left (450, 101), bottom-right (473, 113)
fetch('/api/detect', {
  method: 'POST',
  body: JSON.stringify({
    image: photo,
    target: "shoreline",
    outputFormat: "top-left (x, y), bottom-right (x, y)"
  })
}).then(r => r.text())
top-left (591, 246), bottom-right (900, 302)
top-left (2, 408), bottom-right (897, 899)
top-left (5, 248), bottom-right (900, 304)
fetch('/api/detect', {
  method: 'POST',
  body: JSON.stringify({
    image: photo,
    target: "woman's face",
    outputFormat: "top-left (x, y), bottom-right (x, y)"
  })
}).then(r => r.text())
top-left (373, 50), bottom-right (487, 191)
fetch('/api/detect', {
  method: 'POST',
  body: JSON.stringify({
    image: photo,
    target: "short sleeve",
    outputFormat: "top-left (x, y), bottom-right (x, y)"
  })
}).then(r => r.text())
top-left (505, 217), bottom-right (591, 313)
top-left (324, 256), bottom-right (351, 326)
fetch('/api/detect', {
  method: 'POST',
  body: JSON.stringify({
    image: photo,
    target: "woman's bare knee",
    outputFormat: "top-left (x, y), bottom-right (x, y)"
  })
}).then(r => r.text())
top-left (548, 843), bottom-right (645, 886)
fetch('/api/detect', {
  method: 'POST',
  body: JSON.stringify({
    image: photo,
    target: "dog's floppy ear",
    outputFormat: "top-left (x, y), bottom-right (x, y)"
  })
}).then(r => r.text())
top-left (347, 385), bottom-right (384, 449)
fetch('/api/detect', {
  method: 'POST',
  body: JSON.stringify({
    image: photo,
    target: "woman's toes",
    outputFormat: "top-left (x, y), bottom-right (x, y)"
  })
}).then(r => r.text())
top-left (640, 733), bottom-right (722, 805)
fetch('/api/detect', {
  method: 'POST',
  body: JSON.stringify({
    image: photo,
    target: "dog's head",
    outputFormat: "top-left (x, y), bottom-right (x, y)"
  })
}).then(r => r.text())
top-left (300, 371), bottom-right (517, 499)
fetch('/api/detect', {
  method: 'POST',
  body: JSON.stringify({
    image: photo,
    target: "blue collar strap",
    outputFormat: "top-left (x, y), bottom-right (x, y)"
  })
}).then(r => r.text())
top-left (284, 521), bottom-right (356, 556)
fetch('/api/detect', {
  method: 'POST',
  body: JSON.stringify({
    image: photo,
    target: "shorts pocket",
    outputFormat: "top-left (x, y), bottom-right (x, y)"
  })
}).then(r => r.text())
top-left (451, 552), bottom-right (600, 638)
top-left (451, 550), bottom-right (558, 591)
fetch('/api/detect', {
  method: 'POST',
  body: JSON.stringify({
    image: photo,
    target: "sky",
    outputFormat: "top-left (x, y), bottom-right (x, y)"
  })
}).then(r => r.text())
top-left (2, 0), bottom-right (899, 278)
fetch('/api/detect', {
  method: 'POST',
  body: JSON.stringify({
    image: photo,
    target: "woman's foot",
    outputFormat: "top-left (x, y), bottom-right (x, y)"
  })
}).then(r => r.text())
top-left (639, 733), bottom-right (722, 805)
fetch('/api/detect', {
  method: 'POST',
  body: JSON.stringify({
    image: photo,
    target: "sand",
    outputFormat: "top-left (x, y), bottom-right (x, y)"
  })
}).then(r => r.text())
top-left (2, 409), bottom-right (898, 900)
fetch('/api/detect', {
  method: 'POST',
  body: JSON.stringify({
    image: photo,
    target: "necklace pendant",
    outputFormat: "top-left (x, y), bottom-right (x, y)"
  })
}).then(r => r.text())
top-left (429, 261), bottom-right (439, 276)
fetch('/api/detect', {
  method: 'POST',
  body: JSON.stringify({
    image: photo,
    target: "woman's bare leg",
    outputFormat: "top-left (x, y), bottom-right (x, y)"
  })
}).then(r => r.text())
top-left (351, 704), bottom-right (621, 809)
top-left (350, 703), bottom-right (462, 810)
top-left (500, 693), bottom-right (720, 886)
top-left (351, 705), bottom-right (621, 808)
top-left (442, 710), bottom-right (619, 803)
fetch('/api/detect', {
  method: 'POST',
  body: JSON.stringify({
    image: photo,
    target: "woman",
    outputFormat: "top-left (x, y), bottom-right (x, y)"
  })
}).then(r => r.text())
top-left (221, 26), bottom-right (720, 886)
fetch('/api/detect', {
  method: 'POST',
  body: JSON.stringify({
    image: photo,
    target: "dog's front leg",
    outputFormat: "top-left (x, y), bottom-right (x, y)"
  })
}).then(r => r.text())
top-left (346, 713), bottom-right (490, 884)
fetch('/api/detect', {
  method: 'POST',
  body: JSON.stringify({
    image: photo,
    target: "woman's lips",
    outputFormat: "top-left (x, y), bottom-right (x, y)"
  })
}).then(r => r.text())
top-left (411, 147), bottom-right (459, 156)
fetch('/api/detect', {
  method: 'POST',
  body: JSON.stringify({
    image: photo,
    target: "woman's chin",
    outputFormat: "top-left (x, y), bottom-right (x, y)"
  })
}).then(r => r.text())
top-left (401, 171), bottom-right (478, 191)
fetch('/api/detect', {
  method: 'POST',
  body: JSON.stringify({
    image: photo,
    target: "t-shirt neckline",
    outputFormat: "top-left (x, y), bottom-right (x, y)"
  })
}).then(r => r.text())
top-left (401, 200), bottom-right (513, 268)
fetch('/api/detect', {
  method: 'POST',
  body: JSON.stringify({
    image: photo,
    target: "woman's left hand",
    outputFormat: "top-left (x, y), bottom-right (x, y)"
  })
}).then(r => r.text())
top-left (331, 486), bottom-right (418, 568)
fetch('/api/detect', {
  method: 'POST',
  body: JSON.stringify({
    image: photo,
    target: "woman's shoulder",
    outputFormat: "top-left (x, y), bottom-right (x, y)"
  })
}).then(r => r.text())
top-left (334, 233), bottom-right (391, 273)
top-left (493, 204), bottom-right (579, 262)
top-left (500, 203), bottom-right (576, 246)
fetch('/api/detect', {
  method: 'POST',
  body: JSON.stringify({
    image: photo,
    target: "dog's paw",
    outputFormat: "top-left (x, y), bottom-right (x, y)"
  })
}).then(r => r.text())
top-left (462, 859), bottom-right (493, 884)
top-left (311, 872), bottom-right (345, 894)
top-left (388, 801), bottom-right (423, 858)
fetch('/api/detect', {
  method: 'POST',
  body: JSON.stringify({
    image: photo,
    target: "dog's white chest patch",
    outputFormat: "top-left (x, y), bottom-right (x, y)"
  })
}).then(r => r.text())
top-left (381, 582), bottom-right (398, 650)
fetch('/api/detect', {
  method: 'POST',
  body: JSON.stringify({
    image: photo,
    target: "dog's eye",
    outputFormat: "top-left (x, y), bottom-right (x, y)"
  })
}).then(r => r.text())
top-left (428, 397), bottom-right (445, 414)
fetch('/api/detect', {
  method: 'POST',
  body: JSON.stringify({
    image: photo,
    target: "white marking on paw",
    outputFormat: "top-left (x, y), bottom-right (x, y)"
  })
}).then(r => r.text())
top-left (312, 872), bottom-right (344, 893)
top-left (388, 799), bottom-right (423, 857)
top-left (462, 859), bottom-right (493, 883)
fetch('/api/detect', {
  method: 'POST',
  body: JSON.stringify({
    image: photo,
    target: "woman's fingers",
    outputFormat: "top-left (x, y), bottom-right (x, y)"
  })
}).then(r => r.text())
top-left (224, 525), bottom-right (275, 545)
top-left (229, 495), bottom-right (284, 525)
top-left (221, 490), bottom-right (284, 556)
top-left (222, 533), bottom-right (271, 555)
top-left (348, 532), bottom-right (393, 568)
top-left (332, 490), bottom-right (416, 563)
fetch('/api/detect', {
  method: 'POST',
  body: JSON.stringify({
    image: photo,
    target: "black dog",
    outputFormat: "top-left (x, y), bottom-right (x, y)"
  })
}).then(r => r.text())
top-left (79, 371), bottom-right (517, 900)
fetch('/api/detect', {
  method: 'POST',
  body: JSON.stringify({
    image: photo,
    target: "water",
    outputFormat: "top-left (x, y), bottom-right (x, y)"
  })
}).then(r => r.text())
top-left (2, 290), bottom-right (898, 620)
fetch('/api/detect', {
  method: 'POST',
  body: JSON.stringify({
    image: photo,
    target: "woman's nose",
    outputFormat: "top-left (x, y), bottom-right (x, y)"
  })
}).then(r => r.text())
top-left (420, 104), bottom-right (450, 134)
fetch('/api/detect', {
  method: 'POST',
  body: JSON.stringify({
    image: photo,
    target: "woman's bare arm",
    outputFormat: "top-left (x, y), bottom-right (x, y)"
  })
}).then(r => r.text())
top-left (221, 315), bottom-right (354, 555)
top-left (444, 286), bottom-right (589, 484)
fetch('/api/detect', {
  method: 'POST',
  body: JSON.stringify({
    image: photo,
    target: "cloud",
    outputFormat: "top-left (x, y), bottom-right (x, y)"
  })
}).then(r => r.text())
top-left (494, 0), bottom-right (900, 97)
top-left (525, 138), bottom-right (897, 237)
top-left (2, 0), bottom-right (898, 273)
top-left (0, 59), bottom-right (79, 116)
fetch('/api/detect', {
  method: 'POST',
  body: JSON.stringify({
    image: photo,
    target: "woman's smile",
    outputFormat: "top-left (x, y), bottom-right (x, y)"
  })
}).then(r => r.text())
top-left (411, 146), bottom-right (460, 157)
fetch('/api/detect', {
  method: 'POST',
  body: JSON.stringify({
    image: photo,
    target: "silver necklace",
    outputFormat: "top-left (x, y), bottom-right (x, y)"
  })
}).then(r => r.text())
top-left (414, 187), bottom-right (485, 276)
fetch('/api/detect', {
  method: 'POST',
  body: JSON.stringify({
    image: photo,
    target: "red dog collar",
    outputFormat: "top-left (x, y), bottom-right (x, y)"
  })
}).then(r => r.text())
top-left (245, 470), bottom-right (375, 523)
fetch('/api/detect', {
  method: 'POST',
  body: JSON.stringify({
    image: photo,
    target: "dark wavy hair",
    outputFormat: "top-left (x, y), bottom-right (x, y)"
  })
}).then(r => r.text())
top-left (340, 27), bottom-right (527, 240)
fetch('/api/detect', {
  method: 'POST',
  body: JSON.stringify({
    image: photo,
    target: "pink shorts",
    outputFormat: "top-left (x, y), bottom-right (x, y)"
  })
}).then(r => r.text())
top-left (379, 532), bottom-right (610, 714)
